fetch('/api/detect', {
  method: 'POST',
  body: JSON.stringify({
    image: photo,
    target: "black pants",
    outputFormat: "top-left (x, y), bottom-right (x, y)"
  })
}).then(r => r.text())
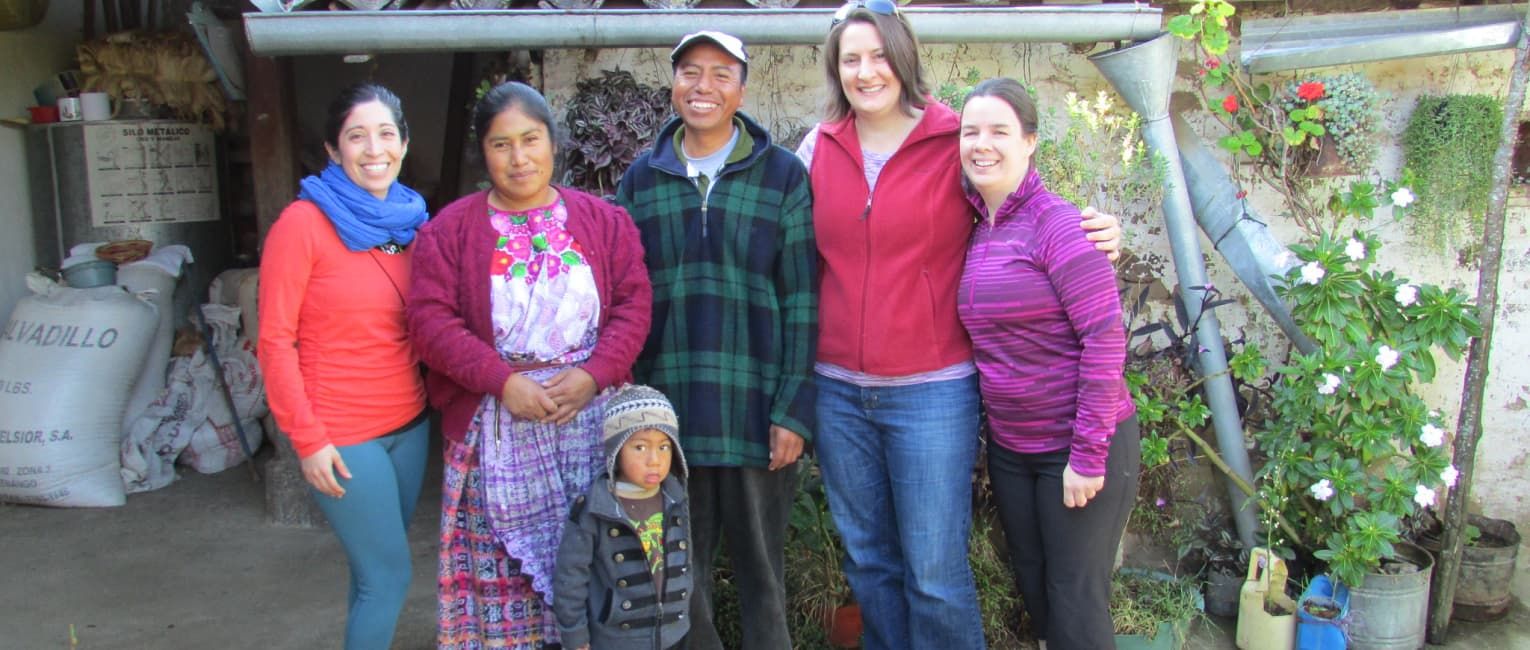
top-left (987, 417), bottom-right (1141, 650)
top-left (684, 463), bottom-right (800, 650)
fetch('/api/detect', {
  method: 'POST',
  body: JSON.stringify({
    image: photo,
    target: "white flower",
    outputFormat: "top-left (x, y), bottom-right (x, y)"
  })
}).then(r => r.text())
top-left (1376, 345), bottom-right (1399, 371)
top-left (1395, 284), bottom-right (1418, 307)
top-left (1414, 484), bottom-right (1437, 508)
top-left (1441, 465), bottom-right (1459, 488)
top-left (1316, 373), bottom-right (1342, 395)
top-left (1274, 250), bottom-right (1296, 268)
top-left (1392, 187), bottom-right (1417, 208)
top-left (1420, 423), bottom-right (1445, 448)
top-left (1300, 261), bottom-right (1326, 285)
top-left (1310, 479), bottom-right (1335, 502)
top-left (1345, 238), bottom-right (1367, 261)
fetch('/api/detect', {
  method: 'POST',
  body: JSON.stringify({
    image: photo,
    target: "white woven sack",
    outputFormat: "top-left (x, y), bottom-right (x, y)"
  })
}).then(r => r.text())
top-left (0, 275), bottom-right (157, 507)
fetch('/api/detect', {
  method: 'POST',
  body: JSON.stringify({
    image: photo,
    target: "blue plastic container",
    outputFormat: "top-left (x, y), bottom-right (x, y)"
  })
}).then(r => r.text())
top-left (1297, 574), bottom-right (1350, 650)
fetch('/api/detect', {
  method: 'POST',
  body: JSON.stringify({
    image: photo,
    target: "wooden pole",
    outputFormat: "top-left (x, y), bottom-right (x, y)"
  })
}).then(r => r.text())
top-left (244, 54), bottom-right (300, 246)
top-left (1426, 8), bottom-right (1530, 644)
top-left (435, 52), bottom-right (476, 213)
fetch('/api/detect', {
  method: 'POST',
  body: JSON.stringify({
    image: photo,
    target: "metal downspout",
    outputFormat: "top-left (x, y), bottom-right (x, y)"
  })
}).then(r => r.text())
top-left (1169, 105), bottom-right (1317, 356)
top-left (1091, 33), bottom-right (1259, 549)
top-left (243, 6), bottom-right (1163, 56)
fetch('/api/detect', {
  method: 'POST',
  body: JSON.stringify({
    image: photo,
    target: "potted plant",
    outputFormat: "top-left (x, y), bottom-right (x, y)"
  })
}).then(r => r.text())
top-left (1111, 569), bottom-right (1205, 650)
top-left (561, 69), bottom-right (672, 198)
top-left (784, 456), bottom-right (856, 648)
top-left (1417, 510), bottom-right (1523, 622)
top-left (1273, 72), bottom-right (1383, 178)
top-left (1172, 4), bottom-right (1482, 647)
top-left (1250, 230), bottom-right (1476, 647)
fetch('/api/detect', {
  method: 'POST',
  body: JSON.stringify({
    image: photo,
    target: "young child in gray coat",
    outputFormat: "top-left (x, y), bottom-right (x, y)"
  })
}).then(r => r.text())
top-left (555, 384), bottom-right (692, 650)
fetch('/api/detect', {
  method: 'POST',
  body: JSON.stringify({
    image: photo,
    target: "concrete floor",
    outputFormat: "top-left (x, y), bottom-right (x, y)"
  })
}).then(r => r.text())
top-left (3, 445), bottom-right (1527, 650)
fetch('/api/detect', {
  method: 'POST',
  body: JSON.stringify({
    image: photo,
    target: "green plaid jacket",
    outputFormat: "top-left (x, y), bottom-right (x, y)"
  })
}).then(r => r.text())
top-left (614, 113), bottom-right (818, 468)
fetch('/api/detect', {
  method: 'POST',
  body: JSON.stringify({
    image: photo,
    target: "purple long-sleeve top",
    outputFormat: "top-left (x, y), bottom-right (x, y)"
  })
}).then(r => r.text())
top-left (957, 168), bottom-right (1134, 477)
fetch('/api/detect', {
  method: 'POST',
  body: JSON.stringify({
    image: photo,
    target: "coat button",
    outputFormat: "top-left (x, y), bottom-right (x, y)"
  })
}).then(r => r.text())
top-left (614, 553), bottom-right (624, 562)
top-left (617, 579), bottom-right (628, 587)
top-left (681, 566), bottom-right (688, 573)
top-left (621, 623), bottom-right (631, 630)
top-left (677, 541), bottom-right (687, 550)
top-left (609, 528), bottom-right (620, 537)
top-left (675, 517), bottom-right (684, 525)
top-left (622, 600), bottom-right (632, 610)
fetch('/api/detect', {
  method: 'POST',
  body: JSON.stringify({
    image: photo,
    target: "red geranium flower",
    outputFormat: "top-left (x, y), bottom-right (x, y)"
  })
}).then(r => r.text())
top-left (1222, 94), bottom-right (1239, 113)
top-left (1205, 57), bottom-right (1221, 70)
top-left (1297, 81), bottom-right (1325, 102)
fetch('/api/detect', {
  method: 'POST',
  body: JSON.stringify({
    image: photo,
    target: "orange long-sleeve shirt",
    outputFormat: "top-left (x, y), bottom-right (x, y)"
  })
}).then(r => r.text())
top-left (257, 200), bottom-right (426, 458)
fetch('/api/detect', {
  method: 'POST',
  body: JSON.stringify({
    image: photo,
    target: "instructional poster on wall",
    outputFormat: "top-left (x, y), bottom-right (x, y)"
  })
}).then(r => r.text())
top-left (83, 122), bottom-right (219, 227)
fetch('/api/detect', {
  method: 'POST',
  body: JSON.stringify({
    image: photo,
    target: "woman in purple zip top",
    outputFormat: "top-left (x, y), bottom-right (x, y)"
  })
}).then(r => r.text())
top-left (956, 77), bottom-right (1140, 650)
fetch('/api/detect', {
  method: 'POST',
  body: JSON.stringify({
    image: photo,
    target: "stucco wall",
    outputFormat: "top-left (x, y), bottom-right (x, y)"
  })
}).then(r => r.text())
top-left (0, 4), bottom-right (83, 324)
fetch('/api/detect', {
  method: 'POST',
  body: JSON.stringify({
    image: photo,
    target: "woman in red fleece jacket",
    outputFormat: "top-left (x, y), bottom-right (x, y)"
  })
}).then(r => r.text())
top-left (407, 81), bottom-right (651, 649)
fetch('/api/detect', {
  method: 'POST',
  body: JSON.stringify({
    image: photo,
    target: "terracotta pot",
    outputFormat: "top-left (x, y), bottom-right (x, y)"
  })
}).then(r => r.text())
top-left (826, 603), bottom-right (862, 648)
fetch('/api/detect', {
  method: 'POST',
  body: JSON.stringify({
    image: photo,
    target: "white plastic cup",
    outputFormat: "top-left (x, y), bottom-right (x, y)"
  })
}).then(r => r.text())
top-left (81, 92), bottom-right (111, 121)
top-left (57, 96), bottom-right (82, 122)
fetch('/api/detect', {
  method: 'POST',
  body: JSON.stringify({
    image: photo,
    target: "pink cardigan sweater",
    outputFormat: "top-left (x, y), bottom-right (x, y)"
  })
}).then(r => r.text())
top-left (407, 187), bottom-right (652, 443)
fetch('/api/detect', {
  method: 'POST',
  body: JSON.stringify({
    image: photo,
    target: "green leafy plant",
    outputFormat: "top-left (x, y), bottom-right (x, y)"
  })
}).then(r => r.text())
top-left (935, 67), bottom-right (982, 110)
top-left (784, 458), bottom-right (850, 646)
top-left (1401, 94), bottom-right (1505, 251)
top-left (562, 69), bottom-right (672, 196)
top-left (1037, 88), bottom-right (1166, 228)
top-left (1171, 0), bottom-right (1396, 234)
top-left (1253, 231), bottom-right (1480, 587)
top-left (1276, 73), bottom-right (1382, 174)
top-left (1109, 570), bottom-right (1204, 640)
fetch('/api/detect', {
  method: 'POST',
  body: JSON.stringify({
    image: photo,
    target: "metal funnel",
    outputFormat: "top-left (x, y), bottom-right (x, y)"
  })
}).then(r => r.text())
top-left (1091, 33), bottom-right (1259, 548)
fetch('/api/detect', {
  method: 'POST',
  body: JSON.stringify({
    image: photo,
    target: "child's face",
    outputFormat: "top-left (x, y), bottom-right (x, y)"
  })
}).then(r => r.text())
top-left (617, 429), bottom-right (673, 490)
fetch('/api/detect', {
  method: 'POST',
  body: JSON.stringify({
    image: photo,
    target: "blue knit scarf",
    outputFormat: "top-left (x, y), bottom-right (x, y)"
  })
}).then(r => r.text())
top-left (298, 162), bottom-right (428, 252)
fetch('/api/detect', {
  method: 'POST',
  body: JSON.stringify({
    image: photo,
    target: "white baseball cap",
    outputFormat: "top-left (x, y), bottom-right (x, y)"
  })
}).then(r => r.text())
top-left (670, 30), bottom-right (749, 74)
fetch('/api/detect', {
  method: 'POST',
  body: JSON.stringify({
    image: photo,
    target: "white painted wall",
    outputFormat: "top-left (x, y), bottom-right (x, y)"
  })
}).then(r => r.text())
top-left (0, 3), bottom-right (84, 324)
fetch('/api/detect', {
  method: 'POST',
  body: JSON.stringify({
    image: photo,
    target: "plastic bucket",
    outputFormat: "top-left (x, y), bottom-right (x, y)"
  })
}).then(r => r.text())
top-left (62, 259), bottom-right (118, 288)
top-left (1297, 574), bottom-right (1350, 650)
top-left (1348, 542), bottom-right (1432, 650)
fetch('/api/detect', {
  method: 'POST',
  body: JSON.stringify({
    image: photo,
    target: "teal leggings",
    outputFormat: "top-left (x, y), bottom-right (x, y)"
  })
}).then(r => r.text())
top-left (309, 416), bottom-right (429, 650)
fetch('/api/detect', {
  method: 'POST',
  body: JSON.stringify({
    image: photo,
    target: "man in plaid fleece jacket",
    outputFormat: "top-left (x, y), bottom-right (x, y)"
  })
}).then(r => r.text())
top-left (613, 31), bottom-right (816, 650)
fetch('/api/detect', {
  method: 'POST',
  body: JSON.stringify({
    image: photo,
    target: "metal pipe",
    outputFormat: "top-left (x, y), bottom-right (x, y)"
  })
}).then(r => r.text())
top-left (1091, 33), bottom-right (1259, 549)
top-left (243, 6), bottom-right (1163, 56)
top-left (1169, 107), bottom-right (1316, 356)
top-left (1240, 4), bottom-right (1525, 73)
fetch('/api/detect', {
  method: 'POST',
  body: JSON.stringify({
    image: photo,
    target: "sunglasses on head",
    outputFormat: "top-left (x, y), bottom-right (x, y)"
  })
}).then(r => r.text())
top-left (832, 0), bottom-right (899, 26)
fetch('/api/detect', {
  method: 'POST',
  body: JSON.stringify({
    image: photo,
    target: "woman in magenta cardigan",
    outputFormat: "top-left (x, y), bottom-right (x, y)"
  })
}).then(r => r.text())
top-left (407, 81), bottom-right (651, 649)
top-left (958, 78), bottom-right (1139, 650)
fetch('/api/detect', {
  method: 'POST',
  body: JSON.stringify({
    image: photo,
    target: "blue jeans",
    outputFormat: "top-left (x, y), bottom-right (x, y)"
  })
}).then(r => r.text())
top-left (814, 374), bottom-right (986, 650)
top-left (309, 415), bottom-right (429, 650)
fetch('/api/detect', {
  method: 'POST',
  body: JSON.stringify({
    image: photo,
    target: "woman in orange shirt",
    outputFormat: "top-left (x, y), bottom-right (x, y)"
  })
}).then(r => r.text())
top-left (256, 82), bottom-right (429, 650)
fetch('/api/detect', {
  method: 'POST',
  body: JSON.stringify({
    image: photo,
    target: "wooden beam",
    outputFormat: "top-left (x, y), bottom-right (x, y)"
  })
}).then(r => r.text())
top-left (435, 52), bottom-right (476, 213)
top-left (244, 54), bottom-right (300, 248)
